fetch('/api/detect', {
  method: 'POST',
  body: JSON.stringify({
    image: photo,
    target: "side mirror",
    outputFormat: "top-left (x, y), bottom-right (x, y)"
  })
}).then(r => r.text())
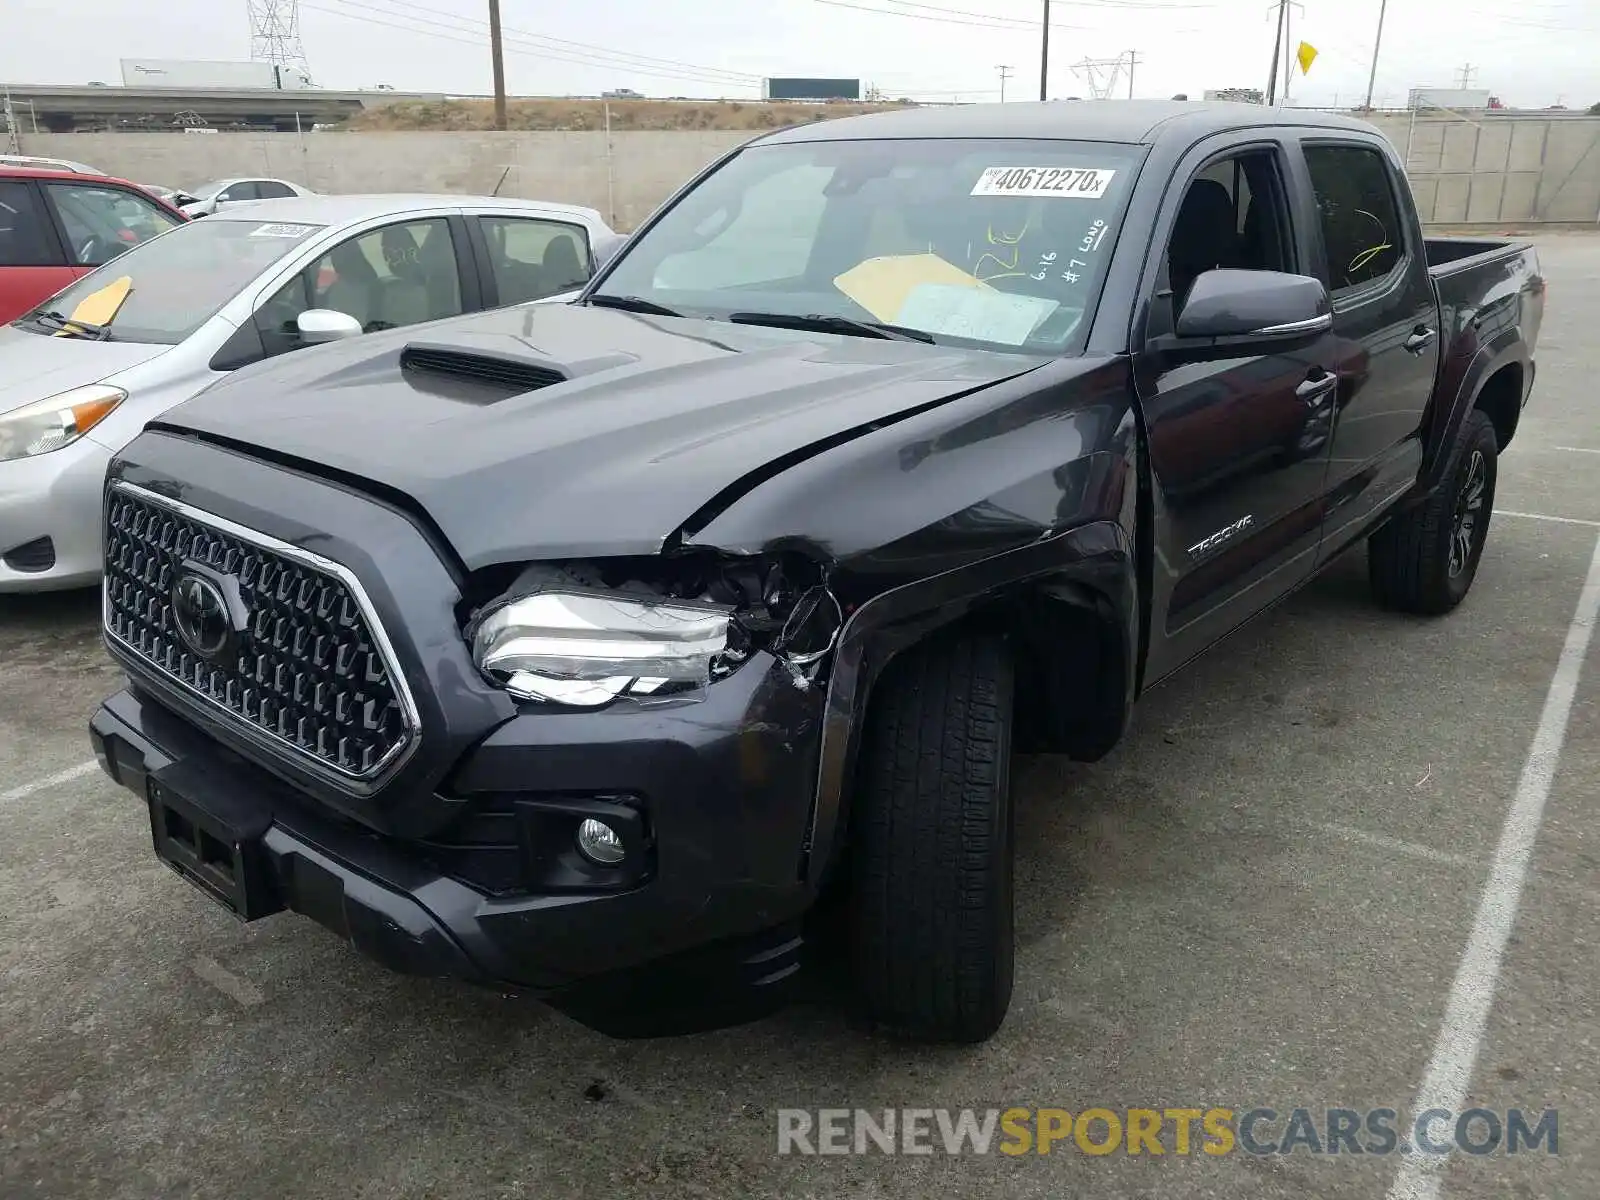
top-left (1175, 269), bottom-right (1331, 341)
top-left (297, 309), bottom-right (364, 343)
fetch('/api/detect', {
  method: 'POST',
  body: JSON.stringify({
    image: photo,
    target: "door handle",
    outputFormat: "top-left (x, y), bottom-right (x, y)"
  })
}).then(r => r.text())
top-left (1404, 326), bottom-right (1437, 354)
top-left (1296, 371), bottom-right (1338, 405)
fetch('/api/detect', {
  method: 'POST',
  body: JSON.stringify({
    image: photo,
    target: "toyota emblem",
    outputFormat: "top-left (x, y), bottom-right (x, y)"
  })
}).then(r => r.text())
top-left (171, 572), bottom-right (232, 660)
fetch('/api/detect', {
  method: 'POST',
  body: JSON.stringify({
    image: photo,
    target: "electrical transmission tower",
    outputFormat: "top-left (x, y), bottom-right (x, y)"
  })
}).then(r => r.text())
top-left (1070, 54), bottom-right (1133, 100)
top-left (248, 0), bottom-right (312, 79)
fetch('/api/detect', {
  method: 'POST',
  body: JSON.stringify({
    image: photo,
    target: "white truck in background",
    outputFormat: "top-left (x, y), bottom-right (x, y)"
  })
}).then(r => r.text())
top-left (118, 59), bottom-right (314, 90)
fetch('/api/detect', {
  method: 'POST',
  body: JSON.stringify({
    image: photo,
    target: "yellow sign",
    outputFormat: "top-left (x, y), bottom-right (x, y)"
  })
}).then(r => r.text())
top-left (54, 274), bottom-right (133, 336)
top-left (833, 253), bottom-right (988, 324)
top-left (1296, 41), bottom-right (1318, 76)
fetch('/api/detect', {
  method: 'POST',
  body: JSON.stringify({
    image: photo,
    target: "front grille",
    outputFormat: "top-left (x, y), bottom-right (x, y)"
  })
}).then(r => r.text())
top-left (102, 485), bottom-right (416, 782)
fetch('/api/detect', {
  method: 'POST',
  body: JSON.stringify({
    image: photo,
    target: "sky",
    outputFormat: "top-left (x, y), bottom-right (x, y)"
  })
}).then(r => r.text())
top-left (2, 0), bottom-right (1596, 110)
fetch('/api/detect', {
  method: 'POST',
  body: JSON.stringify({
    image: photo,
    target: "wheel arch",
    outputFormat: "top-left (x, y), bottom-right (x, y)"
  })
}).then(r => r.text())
top-left (1420, 329), bottom-right (1529, 494)
top-left (801, 520), bottom-right (1138, 889)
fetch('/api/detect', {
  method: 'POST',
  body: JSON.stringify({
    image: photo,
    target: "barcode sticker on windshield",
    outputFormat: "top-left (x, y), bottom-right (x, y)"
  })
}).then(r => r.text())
top-left (971, 167), bottom-right (1117, 198)
top-left (250, 222), bottom-right (316, 238)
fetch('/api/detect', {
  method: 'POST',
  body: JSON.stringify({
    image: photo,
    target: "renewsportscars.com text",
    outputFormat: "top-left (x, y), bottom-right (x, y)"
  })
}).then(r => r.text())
top-left (776, 1106), bottom-right (1559, 1157)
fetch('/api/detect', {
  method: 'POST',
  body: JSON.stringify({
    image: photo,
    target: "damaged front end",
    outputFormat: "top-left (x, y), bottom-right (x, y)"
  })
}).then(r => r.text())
top-left (459, 551), bottom-right (844, 708)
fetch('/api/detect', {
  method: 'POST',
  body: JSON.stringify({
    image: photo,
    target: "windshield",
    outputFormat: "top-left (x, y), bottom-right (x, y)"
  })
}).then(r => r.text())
top-left (17, 217), bottom-right (325, 344)
top-left (593, 137), bottom-right (1143, 354)
top-left (189, 181), bottom-right (228, 200)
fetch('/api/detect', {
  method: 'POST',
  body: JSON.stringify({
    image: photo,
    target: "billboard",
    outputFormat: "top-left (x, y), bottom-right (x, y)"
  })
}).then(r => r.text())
top-left (1407, 88), bottom-right (1492, 111)
top-left (763, 77), bottom-right (861, 101)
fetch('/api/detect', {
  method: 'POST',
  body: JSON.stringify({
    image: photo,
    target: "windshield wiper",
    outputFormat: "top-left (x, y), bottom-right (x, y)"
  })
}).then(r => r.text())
top-left (727, 311), bottom-right (936, 344)
top-left (33, 310), bottom-right (114, 341)
top-left (585, 294), bottom-right (685, 317)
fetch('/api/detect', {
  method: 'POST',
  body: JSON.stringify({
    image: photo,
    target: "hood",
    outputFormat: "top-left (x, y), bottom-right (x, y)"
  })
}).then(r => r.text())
top-left (0, 325), bottom-right (173, 415)
top-left (154, 302), bottom-right (1047, 568)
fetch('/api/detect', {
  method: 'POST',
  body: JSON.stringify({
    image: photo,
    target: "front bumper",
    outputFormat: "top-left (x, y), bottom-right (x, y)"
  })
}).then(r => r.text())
top-left (91, 670), bottom-right (822, 1013)
top-left (0, 435), bottom-right (111, 592)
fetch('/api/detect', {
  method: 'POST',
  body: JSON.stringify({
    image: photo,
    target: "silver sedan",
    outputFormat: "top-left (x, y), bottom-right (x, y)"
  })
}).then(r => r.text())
top-left (0, 192), bottom-right (622, 591)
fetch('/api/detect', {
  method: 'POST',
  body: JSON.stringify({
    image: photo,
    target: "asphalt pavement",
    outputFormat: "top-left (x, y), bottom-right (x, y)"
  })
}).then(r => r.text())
top-left (3, 234), bottom-right (1598, 1200)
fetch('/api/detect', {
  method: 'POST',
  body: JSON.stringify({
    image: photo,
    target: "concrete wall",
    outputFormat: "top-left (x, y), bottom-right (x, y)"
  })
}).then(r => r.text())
top-left (1366, 113), bottom-right (1600, 224)
top-left (16, 129), bottom-right (754, 230)
top-left (20, 113), bottom-right (1600, 229)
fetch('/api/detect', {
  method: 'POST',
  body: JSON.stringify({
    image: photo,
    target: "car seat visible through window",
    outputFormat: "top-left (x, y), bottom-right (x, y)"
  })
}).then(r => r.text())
top-left (1167, 179), bottom-right (1241, 307)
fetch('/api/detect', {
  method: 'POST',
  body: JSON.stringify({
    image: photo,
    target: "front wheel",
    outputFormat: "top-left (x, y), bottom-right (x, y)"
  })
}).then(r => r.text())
top-left (848, 630), bottom-right (1016, 1043)
top-left (1368, 409), bottom-right (1499, 615)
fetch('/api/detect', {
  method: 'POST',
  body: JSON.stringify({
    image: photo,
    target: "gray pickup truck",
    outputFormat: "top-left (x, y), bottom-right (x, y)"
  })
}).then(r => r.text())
top-left (88, 101), bottom-right (1542, 1042)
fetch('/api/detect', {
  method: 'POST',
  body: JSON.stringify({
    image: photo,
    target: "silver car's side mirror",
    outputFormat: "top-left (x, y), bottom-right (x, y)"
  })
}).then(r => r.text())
top-left (297, 309), bottom-right (364, 343)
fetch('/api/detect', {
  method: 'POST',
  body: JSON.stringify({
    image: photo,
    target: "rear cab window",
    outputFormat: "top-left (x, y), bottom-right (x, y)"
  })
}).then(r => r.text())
top-left (594, 137), bottom-right (1146, 354)
top-left (1300, 142), bottom-right (1408, 297)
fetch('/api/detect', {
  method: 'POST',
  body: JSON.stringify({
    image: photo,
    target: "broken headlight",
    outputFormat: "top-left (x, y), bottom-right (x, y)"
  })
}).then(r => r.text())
top-left (471, 590), bottom-right (731, 707)
top-left (464, 555), bottom-right (841, 708)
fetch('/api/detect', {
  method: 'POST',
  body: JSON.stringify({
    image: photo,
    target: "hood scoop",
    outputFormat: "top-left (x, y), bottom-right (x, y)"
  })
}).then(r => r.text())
top-left (399, 341), bottom-right (569, 397)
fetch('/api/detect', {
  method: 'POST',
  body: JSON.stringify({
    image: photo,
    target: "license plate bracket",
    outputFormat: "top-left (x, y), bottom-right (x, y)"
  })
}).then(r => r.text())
top-left (147, 776), bottom-right (281, 921)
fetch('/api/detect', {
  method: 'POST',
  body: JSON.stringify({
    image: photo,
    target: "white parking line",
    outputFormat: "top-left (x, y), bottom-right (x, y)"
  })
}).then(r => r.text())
top-left (1493, 509), bottom-right (1600, 528)
top-left (0, 760), bottom-right (101, 806)
top-left (1386, 532), bottom-right (1600, 1200)
top-left (1552, 446), bottom-right (1600, 455)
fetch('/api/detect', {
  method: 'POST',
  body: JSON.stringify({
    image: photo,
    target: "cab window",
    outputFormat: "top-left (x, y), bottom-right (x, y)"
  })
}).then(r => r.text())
top-left (1302, 143), bottom-right (1405, 294)
top-left (1164, 149), bottom-right (1294, 309)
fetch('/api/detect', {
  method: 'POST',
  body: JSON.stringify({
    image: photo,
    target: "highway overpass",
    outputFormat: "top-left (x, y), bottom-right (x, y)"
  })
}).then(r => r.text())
top-left (1, 83), bottom-right (444, 132)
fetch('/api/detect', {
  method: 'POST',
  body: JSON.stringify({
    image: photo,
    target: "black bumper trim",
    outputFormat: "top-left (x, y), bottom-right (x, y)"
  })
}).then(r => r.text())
top-left (89, 686), bottom-right (816, 1012)
top-left (93, 693), bottom-right (491, 986)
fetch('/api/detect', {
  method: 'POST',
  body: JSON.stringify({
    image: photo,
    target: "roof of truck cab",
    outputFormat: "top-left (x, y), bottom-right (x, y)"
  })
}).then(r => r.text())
top-left (191, 192), bottom-right (609, 228)
top-left (757, 99), bottom-right (1380, 147)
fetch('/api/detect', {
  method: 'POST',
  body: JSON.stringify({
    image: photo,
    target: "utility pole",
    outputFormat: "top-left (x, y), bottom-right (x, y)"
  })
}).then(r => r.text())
top-left (1039, 0), bottom-right (1051, 101)
top-left (1455, 63), bottom-right (1477, 89)
top-left (1363, 0), bottom-right (1388, 109)
top-left (1281, 1), bottom-right (1305, 101)
top-left (997, 64), bottom-right (1014, 103)
top-left (1126, 49), bottom-right (1139, 99)
top-left (1282, 1), bottom-right (1292, 101)
top-left (488, 0), bottom-right (508, 131)
top-left (1265, 0), bottom-right (1287, 105)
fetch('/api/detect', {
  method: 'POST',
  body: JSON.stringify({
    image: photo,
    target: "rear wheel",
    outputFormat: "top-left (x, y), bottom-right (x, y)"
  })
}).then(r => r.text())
top-left (1369, 409), bottom-right (1499, 615)
top-left (849, 631), bottom-right (1016, 1043)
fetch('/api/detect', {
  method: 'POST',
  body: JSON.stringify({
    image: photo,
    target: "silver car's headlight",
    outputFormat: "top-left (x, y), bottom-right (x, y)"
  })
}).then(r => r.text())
top-left (0, 385), bottom-right (126, 462)
top-left (470, 590), bottom-right (731, 708)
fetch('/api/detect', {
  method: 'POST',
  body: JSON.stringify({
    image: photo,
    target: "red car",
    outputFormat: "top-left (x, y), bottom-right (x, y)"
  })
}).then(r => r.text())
top-left (0, 165), bottom-right (189, 324)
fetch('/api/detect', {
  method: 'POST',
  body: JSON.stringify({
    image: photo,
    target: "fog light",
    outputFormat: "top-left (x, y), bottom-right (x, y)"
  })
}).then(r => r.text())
top-left (576, 818), bottom-right (626, 865)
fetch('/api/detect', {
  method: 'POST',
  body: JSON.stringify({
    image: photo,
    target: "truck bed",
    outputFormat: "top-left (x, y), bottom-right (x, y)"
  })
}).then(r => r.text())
top-left (1425, 236), bottom-right (1524, 274)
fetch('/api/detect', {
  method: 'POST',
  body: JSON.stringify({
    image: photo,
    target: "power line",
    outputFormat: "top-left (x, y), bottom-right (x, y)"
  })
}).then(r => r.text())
top-left (379, 0), bottom-right (762, 82)
top-left (306, 0), bottom-right (760, 87)
top-left (811, 0), bottom-right (1086, 30)
top-left (809, 0), bottom-right (1210, 33)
